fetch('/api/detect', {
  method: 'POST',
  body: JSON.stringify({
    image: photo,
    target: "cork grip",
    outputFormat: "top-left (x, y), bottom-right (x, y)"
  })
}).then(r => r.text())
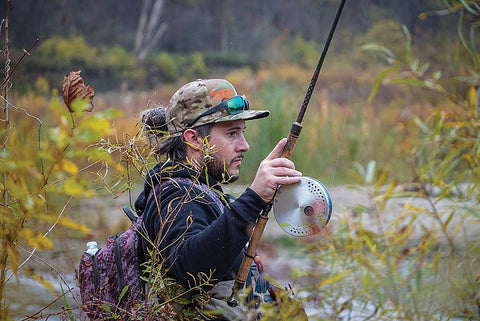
top-left (281, 122), bottom-right (303, 160)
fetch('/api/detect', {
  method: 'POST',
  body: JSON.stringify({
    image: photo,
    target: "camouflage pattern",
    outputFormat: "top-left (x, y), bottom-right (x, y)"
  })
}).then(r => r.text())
top-left (166, 79), bottom-right (270, 134)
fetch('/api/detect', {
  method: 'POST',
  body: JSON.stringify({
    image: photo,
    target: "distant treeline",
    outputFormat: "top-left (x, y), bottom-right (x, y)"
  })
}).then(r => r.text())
top-left (4, 0), bottom-right (446, 52)
top-left (2, 0), bottom-right (459, 92)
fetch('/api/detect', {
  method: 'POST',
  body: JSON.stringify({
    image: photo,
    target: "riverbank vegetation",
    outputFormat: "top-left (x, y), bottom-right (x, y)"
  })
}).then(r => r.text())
top-left (1, 0), bottom-right (479, 319)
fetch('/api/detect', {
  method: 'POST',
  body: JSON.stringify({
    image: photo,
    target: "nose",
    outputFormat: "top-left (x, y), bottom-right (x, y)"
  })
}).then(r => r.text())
top-left (238, 133), bottom-right (249, 152)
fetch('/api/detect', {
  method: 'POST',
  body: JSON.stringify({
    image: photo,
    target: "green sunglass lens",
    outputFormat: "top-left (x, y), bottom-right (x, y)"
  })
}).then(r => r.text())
top-left (227, 97), bottom-right (246, 114)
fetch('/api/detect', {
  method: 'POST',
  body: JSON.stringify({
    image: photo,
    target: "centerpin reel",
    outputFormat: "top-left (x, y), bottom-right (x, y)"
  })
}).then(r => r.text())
top-left (273, 176), bottom-right (332, 237)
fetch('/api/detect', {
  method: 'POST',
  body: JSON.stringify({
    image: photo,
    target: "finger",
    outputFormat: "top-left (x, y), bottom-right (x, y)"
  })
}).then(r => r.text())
top-left (275, 175), bottom-right (302, 185)
top-left (265, 138), bottom-right (287, 161)
top-left (254, 255), bottom-right (264, 273)
top-left (266, 166), bottom-right (302, 178)
top-left (267, 157), bottom-right (297, 170)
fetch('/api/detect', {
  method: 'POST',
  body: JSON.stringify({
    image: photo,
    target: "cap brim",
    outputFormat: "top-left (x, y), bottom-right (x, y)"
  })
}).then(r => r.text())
top-left (216, 110), bottom-right (270, 123)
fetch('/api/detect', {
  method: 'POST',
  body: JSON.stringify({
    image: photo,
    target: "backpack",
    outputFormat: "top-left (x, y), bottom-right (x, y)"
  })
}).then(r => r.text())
top-left (77, 177), bottom-right (227, 319)
top-left (78, 206), bottom-right (145, 319)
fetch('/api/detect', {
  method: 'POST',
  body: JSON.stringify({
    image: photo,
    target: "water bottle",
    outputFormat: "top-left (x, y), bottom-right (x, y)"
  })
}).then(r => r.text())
top-left (85, 241), bottom-right (99, 256)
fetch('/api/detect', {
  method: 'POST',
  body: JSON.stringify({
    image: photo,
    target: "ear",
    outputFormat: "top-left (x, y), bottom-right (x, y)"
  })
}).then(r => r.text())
top-left (183, 129), bottom-right (203, 151)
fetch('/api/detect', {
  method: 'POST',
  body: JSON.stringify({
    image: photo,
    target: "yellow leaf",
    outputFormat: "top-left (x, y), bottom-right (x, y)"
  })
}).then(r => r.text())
top-left (469, 85), bottom-right (477, 108)
top-left (445, 121), bottom-right (466, 128)
top-left (462, 153), bottom-right (478, 167)
top-left (38, 236), bottom-right (53, 250)
top-left (62, 159), bottom-right (79, 175)
top-left (363, 235), bottom-right (377, 254)
top-left (78, 117), bottom-right (110, 140)
top-left (25, 268), bottom-right (58, 297)
top-left (58, 217), bottom-right (89, 234)
top-left (19, 229), bottom-right (53, 250)
top-left (315, 269), bottom-right (352, 288)
top-left (7, 244), bottom-right (21, 275)
top-left (6, 172), bottom-right (29, 199)
top-left (403, 203), bottom-right (428, 213)
top-left (63, 177), bottom-right (91, 197)
top-left (374, 166), bottom-right (390, 191)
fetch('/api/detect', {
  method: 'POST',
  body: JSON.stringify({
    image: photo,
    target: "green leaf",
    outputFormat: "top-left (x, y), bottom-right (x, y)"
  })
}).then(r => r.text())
top-left (365, 161), bottom-right (376, 184)
top-left (70, 98), bottom-right (90, 113)
top-left (97, 108), bottom-right (124, 120)
top-left (118, 285), bottom-right (130, 305)
top-left (367, 65), bottom-right (400, 103)
top-left (413, 116), bottom-right (431, 135)
top-left (401, 24), bottom-right (412, 57)
top-left (388, 78), bottom-right (430, 87)
top-left (415, 269), bottom-right (423, 291)
top-left (459, 0), bottom-right (478, 15)
top-left (59, 280), bottom-right (75, 321)
top-left (361, 43), bottom-right (396, 60)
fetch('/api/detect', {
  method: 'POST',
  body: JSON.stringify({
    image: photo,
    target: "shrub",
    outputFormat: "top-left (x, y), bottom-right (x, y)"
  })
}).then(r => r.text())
top-left (152, 51), bottom-right (179, 81)
top-left (187, 52), bottom-right (208, 78)
top-left (34, 35), bottom-right (98, 69)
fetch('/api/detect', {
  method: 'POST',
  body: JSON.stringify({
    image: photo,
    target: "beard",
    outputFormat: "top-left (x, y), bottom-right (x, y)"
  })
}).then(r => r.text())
top-left (205, 155), bottom-right (240, 184)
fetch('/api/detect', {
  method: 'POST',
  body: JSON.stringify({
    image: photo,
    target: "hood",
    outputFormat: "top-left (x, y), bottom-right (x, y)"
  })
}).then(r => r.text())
top-left (134, 161), bottom-right (222, 214)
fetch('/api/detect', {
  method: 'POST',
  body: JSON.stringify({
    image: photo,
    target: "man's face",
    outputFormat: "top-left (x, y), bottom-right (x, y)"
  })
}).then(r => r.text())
top-left (205, 120), bottom-right (250, 183)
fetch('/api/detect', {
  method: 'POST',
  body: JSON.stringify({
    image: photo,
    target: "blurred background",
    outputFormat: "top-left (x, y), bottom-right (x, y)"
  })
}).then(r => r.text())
top-left (2, 0), bottom-right (468, 184)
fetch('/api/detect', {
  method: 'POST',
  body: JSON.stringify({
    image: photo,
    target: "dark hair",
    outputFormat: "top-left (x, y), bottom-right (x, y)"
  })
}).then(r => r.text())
top-left (141, 106), bottom-right (212, 162)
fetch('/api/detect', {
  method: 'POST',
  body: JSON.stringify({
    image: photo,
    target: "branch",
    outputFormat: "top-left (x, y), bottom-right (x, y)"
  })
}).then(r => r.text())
top-left (0, 38), bottom-right (40, 91)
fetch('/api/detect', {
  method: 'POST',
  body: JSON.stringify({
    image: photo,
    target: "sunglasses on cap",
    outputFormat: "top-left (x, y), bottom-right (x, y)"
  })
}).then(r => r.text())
top-left (186, 95), bottom-right (249, 128)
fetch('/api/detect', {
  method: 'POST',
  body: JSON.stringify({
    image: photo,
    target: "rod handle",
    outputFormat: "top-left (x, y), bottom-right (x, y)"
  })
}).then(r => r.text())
top-left (281, 122), bottom-right (303, 160)
top-left (228, 211), bottom-right (270, 306)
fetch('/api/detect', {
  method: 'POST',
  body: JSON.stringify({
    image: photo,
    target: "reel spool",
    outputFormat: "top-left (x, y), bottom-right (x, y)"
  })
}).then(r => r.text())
top-left (273, 176), bottom-right (332, 237)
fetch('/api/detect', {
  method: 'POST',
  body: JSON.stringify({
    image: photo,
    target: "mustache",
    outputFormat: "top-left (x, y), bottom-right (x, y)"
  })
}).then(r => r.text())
top-left (232, 155), bottom-right (244, 163)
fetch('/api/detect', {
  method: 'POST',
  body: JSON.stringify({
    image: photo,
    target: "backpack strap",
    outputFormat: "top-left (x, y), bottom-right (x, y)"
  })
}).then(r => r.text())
top-left (91, 252), bottom-right (100, 291)
top-left (122, 206), bottom-right (138, 222)
top-left (114, 233), bottom-right (126, 295)
top-left (115, 207), bottom-right (140, 298)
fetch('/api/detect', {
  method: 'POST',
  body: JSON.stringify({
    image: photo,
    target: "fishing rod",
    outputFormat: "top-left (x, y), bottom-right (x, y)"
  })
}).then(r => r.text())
top-left (228, 0), bottom-right (348, 307)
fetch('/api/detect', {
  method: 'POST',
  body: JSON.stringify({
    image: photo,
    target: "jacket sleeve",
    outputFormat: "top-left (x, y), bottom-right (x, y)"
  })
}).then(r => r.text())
top-left (145, 185), bottom-right (266, 289)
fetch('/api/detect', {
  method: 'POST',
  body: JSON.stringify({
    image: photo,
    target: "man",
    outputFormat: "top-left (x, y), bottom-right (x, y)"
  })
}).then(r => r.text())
top-left (135, 79), bottom-right (301, 320)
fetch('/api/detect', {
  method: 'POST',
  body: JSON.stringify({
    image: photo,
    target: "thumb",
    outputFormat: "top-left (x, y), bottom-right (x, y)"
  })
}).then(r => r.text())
top-left (265, 138), bottom-right (287, 160)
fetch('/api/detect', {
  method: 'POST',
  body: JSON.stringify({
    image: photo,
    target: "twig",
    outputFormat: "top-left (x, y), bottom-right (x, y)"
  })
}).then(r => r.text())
top-left (0, 95), bottom-right (42, 125)
top-left (46, 160), bottom-right (102, 188)
top-left (20, 285), bottom-right (76, 321)
top-left (1, 2), bottom-right (13, 315)
top-left (0, 38), bottom-right (40, 91)
top-left (416, 179), bottom-right (456, 251)
top-left (14, 244), bottom-right (75, 302)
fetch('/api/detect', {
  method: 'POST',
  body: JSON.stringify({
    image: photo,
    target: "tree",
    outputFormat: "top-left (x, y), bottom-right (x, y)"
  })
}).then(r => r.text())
top-left (134, 0), bottom-right (168, 62)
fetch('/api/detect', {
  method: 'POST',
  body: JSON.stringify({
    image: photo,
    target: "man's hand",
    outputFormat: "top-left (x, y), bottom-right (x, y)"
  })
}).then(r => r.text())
top-left (250, 138), bottom-right (302, 203)
top-left (254, 255), bottom-right (264, 273)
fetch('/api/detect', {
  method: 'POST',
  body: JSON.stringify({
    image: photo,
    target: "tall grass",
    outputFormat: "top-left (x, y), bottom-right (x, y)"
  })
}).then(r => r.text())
top-left (237, 77), bottom-right (411, 186)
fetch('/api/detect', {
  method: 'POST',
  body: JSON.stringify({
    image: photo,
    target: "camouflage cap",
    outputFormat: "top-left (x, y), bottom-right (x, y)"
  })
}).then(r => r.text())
top-left (166, 79), bottom-right (270, 134)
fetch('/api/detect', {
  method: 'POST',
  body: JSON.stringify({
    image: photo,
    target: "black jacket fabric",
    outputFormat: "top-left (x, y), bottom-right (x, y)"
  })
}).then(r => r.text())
top-left (135, 161), bottom-right (266, 289)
